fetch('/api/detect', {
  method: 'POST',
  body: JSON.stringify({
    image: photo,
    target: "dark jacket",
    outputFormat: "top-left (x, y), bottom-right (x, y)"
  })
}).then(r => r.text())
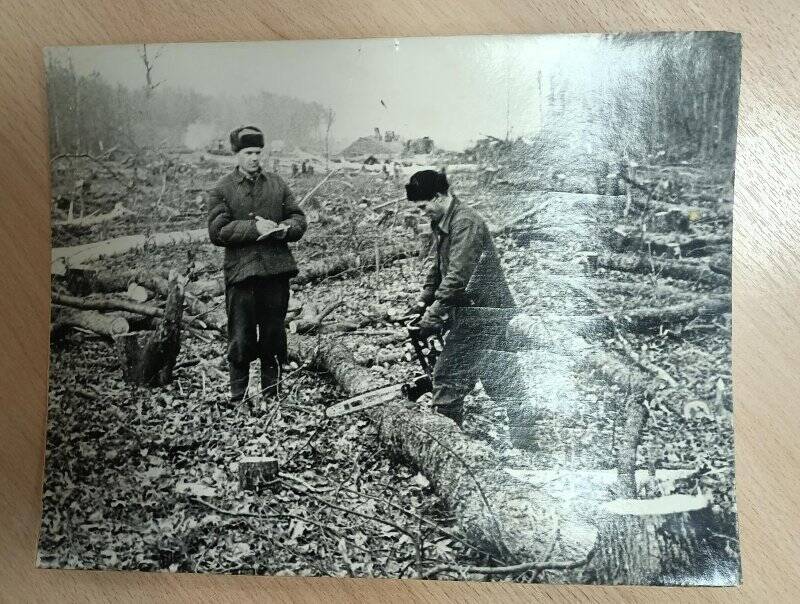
top-left (421, 194), bottom-right (516, 310)
top-left (208, 168), bottom-right (307, 284)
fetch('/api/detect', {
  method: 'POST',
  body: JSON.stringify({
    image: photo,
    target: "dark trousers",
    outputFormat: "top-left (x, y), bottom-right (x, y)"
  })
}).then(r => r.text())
top-left (226, 275), bottom-right (290, 400)
top-left (432, 308), bottom-right (527, 427)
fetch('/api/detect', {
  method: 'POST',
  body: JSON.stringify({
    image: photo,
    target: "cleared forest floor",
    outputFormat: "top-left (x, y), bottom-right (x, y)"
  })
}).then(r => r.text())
top-left (40, 156), bottom-right (738, 581)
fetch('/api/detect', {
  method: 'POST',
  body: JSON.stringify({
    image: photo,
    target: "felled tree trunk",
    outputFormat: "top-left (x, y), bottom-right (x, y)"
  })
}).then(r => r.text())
top-left (65, 266), bottom-right (169, 297)
top-left (287, 333), bottom-right (597, 566)
top-left (506, 296), bottom-right (730, 342)
top-left (53, 291), bottom-right (164, 318)
top-left (51, 227), bottom-right (207, 275)
top-left (598, 253), bottom-right (730, 287)
top-left (612, 295), bottom-right (731, 332)
top-left (52, 291), bottom-right (218, 331)
top-left (51, 307), bottom-right (129, 339)
top-left (293, 244), bottom-right (418, 285)
top-left (114, 273), bottom-right (184, 386)
top-left (611, 228), bottom-right (732, 257)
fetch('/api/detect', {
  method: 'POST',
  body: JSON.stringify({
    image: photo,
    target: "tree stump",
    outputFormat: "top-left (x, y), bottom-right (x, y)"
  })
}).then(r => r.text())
top-left (588, 494), bottom-right (712, 585)
top-left (114, 272), bottom-right (184, 386)
top-left (238, 457), bottom-right (279, 492)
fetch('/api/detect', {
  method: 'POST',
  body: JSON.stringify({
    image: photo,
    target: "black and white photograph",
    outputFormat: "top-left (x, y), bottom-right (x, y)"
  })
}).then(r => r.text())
top-left (40, 32), bottom-right (740, 585)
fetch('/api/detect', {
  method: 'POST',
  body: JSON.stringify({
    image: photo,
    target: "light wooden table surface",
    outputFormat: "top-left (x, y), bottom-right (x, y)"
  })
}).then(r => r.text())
top-left (2, 1), bottom-right (798, 602)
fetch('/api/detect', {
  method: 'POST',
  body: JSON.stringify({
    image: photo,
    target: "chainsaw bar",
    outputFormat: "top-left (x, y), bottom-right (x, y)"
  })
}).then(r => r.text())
top-left (325, 383), bottom-right (405, 418)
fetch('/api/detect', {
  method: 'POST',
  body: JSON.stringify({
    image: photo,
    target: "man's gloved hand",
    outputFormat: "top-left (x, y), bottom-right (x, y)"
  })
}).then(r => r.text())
top-left (416, 300), bottom-right (447, 338)
top-left (406, 299), bottom-right (428, 318)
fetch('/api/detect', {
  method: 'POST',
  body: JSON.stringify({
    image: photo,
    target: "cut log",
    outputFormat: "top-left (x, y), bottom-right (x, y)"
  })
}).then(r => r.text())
top-left (594, 281), bottom-right (697, 300)
top-left (628, 196), bottom-right (732, 224)
top-left (53, 292), bottom-right (163, 319)
top-left (113, 273), bottom-right (185, 386)
top-left (106, 311), bottom-right (157, 332)
top-left (51, 227), bottom-right (207, 275)
top-left (185, 278), bottom-right (225, 298)
top-left (353, 347), bottom-right (407, 367)
top-left (287, 333), bottom-right (597, 566)
top-left (51, 307), bottom-right (129, 339)
top-left (64, 267), bottom-right (217, 325)
top-left (597, 254), bottom-right (730, 287)
top-left (51, 291), bottom-right (218, 331)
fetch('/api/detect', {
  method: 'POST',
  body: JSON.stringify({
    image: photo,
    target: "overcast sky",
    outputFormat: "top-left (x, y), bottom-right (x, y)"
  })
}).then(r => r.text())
top-left (49, 34), bottom-right (609, 150)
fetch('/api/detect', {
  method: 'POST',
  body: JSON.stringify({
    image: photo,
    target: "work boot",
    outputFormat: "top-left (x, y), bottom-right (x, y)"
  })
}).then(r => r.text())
top-left (260, 360), bottom-right (280, 400)
top-left (433, 403), bottom-right (464, 428)
top-left (229, 362), bottom-right (250, 408)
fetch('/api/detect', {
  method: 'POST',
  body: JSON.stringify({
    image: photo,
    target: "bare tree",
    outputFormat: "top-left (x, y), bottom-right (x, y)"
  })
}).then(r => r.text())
top-left (139, 44), bottom-right (164, 99)
top-left (324, 107), bottom-right (335, 171)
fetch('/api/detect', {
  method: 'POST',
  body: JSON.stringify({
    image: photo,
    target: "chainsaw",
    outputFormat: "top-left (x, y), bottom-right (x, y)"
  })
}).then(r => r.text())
top-left (325, 317), bottom-right (445, 418)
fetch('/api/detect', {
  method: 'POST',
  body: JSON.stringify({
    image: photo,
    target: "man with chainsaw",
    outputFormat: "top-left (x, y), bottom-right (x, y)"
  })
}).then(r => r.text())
top-left (404, 169), bottom-right (527, 428)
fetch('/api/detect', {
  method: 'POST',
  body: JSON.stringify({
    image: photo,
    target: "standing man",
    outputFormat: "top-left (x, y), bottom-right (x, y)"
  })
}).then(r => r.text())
top-left (405, 170), bottom-right (527, 430)
top-left (208, 126), bottom-right (307, 411)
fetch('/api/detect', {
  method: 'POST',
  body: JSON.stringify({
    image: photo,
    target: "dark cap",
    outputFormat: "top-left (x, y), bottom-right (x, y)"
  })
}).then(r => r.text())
top-left (405, 170), bottom-right (449, 202)
top-left (230, 126), bottom-right (264, 153)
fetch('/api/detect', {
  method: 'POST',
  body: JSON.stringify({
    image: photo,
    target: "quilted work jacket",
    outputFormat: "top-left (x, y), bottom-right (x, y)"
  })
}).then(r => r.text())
top-left (420, 194), bottom-right (516, 310)
top-left (208, 168), bottom-right (307, 284)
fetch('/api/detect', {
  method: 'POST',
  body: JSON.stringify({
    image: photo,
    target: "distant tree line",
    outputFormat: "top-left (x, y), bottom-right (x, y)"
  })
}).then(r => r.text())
top-left (45, 54), bottom-right (330, 156)
top-left (542, 32), bottom-right (741, 165)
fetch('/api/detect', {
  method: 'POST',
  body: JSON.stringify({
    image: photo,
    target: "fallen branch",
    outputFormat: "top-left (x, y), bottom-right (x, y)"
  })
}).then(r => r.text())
top-left (289, 299), bottom-right (343, 334)
top-left (298, 169), bottom-right (338, 207)
top-left (53, 202), bottom-right (134, 228)
top-left (50, 150), bottom-right (126, 186)
top-left (422, 554), bottom-right (590, 579)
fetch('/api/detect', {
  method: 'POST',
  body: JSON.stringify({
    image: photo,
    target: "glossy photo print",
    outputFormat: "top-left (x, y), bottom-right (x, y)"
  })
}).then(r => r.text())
top-left (40, 32), bottom-right (740, 585)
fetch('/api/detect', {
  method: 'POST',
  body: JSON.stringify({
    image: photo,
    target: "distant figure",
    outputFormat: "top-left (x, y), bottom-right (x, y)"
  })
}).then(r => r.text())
top-left (307, 164), bottom-right (315, 176)
top-left (382, 163), bottom-right (389, 178)
top-left (292, 163), bottom-right (299, 178)
top-left (393, 162), bottom-right (401, 181)
top-left (301, 160), bottom-right (308, 175)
